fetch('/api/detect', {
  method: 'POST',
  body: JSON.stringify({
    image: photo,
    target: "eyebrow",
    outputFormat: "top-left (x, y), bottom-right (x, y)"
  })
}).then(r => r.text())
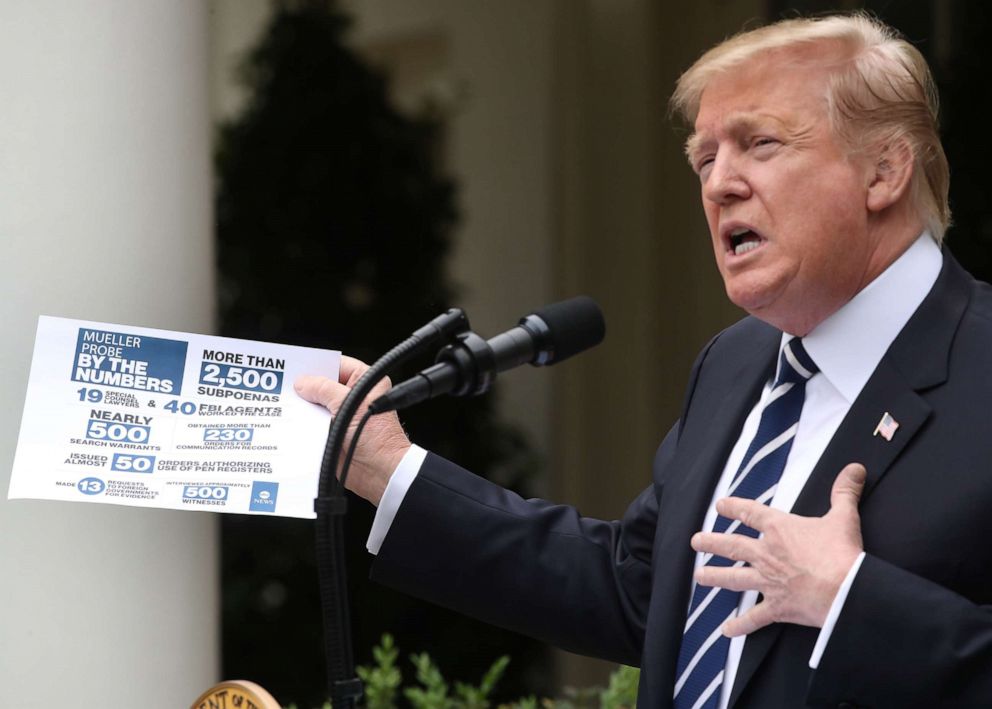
top-left (684, 133), bottom-right (707, 163)
top-left (684, 112), bottom-right (790, 163)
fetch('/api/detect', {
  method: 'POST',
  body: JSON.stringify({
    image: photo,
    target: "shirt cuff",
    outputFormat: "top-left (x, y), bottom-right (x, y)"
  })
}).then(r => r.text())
top-left (808, 551), bottom-right (867, 668)
top-left (366, 444), bottom-right (427, 555)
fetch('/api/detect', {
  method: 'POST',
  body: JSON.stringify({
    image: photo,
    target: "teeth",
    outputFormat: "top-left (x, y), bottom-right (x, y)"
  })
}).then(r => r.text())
top-left (730, 227), bottom-right (750, 237)
top-left (734, 239), bottom-right (761, 256)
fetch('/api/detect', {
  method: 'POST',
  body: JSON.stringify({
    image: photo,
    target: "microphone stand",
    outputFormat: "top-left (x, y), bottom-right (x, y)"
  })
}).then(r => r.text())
top-left (314, 309), bottom-right (469, 708)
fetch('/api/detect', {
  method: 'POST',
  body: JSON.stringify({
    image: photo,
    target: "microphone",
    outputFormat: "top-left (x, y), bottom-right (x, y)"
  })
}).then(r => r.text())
top-left (369, 296), bottom-right (605, 413)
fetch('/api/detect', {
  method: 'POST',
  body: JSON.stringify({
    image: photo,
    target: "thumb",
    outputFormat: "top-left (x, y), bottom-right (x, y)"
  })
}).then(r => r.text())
top-left (293, 374), bottom-right (348, 411)
top-left (830, 463), bottom-right (867, 513)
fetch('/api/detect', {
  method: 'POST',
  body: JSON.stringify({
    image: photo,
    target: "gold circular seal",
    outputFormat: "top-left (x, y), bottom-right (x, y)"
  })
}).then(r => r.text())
top-left (190, 680), bottom-right (281, 709)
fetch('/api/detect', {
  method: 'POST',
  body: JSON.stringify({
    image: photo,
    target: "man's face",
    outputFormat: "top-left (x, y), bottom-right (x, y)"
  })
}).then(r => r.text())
top-left (690, 51), bottom-right (888, 335)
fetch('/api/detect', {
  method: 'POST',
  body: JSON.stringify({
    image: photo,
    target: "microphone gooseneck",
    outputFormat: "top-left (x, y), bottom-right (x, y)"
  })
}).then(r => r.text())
top-left (314, 307), bottom-right (469, 708)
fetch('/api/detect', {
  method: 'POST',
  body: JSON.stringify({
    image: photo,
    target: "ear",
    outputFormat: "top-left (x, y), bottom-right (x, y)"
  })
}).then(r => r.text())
top-left (866, 138), bottom-right (915, 213)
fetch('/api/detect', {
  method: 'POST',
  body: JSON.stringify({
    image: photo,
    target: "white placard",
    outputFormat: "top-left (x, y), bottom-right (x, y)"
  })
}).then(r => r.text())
top-left (8, 316), bottom-right (339, 518)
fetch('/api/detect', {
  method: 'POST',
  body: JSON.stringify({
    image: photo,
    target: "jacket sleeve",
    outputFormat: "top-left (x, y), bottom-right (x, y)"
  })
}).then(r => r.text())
top-left (369, 424), bottom-right (680, 666)
top-left (808, 554), bottom-right (992, 706)
top-left (368, 329), bottom-right (723, 666)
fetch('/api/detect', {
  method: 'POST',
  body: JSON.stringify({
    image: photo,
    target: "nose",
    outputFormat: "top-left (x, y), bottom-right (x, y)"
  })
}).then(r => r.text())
top-left (702, 150), bottom-right (751, 205)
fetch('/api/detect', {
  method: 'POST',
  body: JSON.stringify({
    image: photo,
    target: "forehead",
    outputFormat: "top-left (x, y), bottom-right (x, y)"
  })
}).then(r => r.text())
top-left (690, 52), bottom-right (833, 143)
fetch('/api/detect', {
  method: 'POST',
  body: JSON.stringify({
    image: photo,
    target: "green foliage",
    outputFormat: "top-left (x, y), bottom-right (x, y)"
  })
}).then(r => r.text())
top-left (339, 635), bottom-right (638, 709)
top-left (357, 634), bottom-right (402, 709)
top-left (530, 670), bottom-right (638, 709)
top-left (539, 686), bottom-right (600, 709)
top-left (455, 655), bottom-right (510, 708)
top-left (398, 648), bottom-right (507, 709)
top-left (498, 698), bottom-right (538, 709)
top-left (404, 652), bottom-right (451, 709)
top-left (599, 665), bottom-right (640, 709)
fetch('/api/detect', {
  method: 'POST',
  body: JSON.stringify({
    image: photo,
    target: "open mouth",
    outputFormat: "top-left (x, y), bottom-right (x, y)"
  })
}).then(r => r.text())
top-left (727, 226), bottom-right (764, 256)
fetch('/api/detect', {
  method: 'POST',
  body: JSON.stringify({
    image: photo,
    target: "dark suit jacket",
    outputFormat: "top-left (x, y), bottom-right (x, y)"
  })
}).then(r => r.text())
top-left (372, 252), bottom-right (992, 708)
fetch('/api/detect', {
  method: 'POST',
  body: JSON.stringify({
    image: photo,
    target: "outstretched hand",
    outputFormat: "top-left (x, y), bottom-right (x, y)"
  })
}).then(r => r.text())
top-left (294, 356), bottom-right (411, 506)
top-left (691, 463), bottom-right (867, 636)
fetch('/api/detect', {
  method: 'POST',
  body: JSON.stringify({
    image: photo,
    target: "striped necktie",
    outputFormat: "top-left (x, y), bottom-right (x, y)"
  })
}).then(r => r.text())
top-left (673, 338), bottom-right (819, 709)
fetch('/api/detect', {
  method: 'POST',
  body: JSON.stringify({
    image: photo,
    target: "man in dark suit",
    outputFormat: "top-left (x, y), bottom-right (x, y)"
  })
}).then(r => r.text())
top-left (297, 14), bottom-right (992, 708)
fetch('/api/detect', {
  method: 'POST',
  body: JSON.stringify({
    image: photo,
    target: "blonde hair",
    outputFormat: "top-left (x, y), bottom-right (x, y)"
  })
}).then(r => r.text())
top-left (672, 13), bottom-right (951, 241)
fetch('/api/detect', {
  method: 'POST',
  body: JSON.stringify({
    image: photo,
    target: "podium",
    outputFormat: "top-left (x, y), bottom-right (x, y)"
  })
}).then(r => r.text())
top-left (190, 680), bottom-right (280, 709)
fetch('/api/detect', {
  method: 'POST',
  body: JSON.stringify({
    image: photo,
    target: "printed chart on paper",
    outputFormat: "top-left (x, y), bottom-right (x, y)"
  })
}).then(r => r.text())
top-left (8, 316), bottom-right (339, 519)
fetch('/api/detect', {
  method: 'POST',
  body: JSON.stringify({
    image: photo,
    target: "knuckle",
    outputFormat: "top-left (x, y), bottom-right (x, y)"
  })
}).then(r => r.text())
top-left (699, 568), bottom-right (720, 588)
top-left (318, 381), bottom-right (345, 410)
top-left (316, 379), bottom-right (336, 399)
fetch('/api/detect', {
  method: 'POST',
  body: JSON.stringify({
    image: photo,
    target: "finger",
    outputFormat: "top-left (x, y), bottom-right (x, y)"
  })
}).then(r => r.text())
top-left (339, 355), bottom-right (371, 385)
top-left (830, 462), bottom-right (867, 512)
top-left (715, 497), bottom-right (775, 532)
top-left (338, 356), bottom-right (396, 399)
top-left (293, 374), bottom-right (349, 412)
top-left (691, 531), bottom-right (762, 563)
top-left (723, 601), bottom-right (776, 637)
top-left (694, 565), bottom-right (764, 593)
top-left (296, 356), bottom-right (393, 410)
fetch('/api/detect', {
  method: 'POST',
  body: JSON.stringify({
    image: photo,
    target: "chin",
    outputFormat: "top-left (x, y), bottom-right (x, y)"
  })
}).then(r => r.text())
top-left (724, 282), bottom-right (772, 314)
top-left (722, 267), bottom-right (796, 315)
top-left (725, 285), bottom-right (794, 331)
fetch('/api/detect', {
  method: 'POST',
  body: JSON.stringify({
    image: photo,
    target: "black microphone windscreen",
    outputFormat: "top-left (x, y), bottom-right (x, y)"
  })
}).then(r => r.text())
top-left (531, 296), bottom-right (605, 364)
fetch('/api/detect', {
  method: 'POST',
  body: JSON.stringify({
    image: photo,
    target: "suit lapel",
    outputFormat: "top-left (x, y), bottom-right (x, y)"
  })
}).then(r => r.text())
top-left (728, 251), bottom-right (971, 707)
top-left (793, 360), bottom-right (931, 516)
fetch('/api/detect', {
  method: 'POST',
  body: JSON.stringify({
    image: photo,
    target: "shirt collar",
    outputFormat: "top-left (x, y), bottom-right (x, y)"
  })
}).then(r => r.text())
top-left (780, 233), bottom-right (943, 403)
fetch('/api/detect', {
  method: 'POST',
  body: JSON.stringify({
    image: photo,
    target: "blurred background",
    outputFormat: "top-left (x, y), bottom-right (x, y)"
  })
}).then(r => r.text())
top-left (1, 0), bottom-right (988, 706)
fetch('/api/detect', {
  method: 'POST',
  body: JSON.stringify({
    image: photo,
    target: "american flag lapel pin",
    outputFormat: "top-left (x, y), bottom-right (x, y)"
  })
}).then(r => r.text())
top-left (873, 412), bottom-right (899, 441)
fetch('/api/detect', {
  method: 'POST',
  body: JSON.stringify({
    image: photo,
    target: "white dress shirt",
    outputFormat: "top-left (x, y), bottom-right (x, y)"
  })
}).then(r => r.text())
top-left (367, 234), bottom-right (943, 706)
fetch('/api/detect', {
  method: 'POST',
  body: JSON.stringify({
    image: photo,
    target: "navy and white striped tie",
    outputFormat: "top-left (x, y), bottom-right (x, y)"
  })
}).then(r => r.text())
top-left (673, 338), bottom-right (819, 709)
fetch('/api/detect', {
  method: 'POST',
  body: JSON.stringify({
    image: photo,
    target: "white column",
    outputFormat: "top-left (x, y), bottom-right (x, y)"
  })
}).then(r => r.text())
top-left (0, 1), bottom-right (218, 706)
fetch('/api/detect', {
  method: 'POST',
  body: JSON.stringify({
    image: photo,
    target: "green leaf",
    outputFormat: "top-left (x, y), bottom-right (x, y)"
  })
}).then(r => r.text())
top-left (356, 634), bottom-right (403, 709)
top-left (405, 652), bottom-right (451, 709)
top-left (599, 665), bottom-right (640, 709)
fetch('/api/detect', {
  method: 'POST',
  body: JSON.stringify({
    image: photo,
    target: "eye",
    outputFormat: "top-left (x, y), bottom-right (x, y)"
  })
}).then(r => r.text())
top-left (751, 136), bottom-right (779, 151)
top-left (695, 155), bottom-right (715, 176)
